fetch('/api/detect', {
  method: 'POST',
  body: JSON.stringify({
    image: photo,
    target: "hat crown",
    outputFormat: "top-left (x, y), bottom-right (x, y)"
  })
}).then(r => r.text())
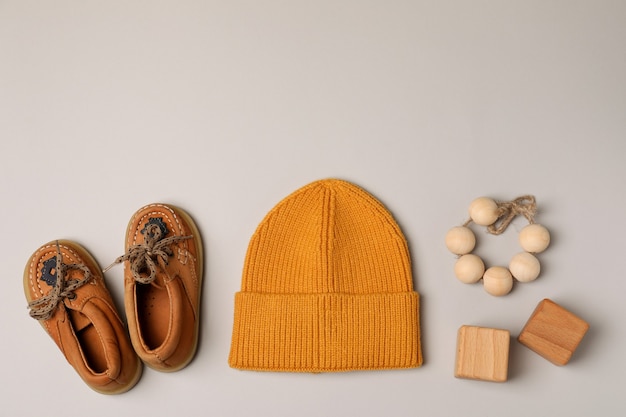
top-left (242, 179), bottom-right (414, 294)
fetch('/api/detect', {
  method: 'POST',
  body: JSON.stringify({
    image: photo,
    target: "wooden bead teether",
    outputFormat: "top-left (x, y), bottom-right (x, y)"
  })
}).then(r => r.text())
top-left (446, 195), bottom-right (550, 296)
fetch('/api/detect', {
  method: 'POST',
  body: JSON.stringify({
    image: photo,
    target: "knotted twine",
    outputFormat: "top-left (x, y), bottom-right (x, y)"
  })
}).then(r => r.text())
top-left (104, 223), bottom-right (191, 284)
top-left (464, 195), bottom-right (537, 235)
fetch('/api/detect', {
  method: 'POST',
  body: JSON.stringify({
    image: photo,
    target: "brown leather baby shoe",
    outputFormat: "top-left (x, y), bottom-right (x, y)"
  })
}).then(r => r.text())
top-left (109, 203), bottom-right (203, 372)
top-left (24, 240), bottom-right (142, 394)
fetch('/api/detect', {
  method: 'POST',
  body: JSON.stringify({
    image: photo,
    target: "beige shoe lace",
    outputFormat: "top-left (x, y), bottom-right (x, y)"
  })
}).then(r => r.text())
top-left (104, 223), bottom-right (191, 284)
top-left (28, 241), bottom-right (93, 321)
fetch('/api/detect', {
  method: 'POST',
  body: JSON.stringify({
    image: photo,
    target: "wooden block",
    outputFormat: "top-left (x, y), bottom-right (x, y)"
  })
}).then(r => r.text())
top-left (455, 325), bottom-right (510, 382)
top-left (518, 299), bottom-right (589, 366)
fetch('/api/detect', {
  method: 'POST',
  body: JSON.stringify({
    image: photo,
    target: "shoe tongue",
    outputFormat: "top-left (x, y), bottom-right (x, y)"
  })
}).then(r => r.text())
top-left (69, 309), bottom-right (92, 332)
top-left (68, 301), bottom-right (122, 379)
top-left (150, 280), bottom-right (165, 290)
top-left (148, 270), bottom-right (168, 290)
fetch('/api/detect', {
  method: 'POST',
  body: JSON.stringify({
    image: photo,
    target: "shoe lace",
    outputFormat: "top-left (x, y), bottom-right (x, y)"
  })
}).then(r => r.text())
top-left (28, 241), bottom-right (93, 321)
top-left (104, 223), bottom-right (192, 284)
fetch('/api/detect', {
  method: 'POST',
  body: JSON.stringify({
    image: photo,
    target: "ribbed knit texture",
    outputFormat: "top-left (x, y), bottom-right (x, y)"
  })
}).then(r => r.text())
top-left (229, 179), bottom-right (422, 372)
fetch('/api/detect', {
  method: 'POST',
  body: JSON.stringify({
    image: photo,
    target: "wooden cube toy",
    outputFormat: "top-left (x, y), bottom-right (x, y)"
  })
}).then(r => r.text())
top-left (518, 299), bottom-right (589, 366)
top-left (455, 325), bottom-right (510, 382)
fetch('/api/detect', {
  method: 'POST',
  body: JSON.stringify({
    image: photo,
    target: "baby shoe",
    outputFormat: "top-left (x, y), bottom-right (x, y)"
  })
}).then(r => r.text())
top-left (108, 203), bottom-right (203, 372)
top-left (24, 240), bottom-right (142, 394)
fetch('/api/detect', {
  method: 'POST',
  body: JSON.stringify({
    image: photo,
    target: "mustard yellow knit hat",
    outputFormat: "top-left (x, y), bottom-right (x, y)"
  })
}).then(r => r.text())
top-left (229, 179), bottom-right (422, 372)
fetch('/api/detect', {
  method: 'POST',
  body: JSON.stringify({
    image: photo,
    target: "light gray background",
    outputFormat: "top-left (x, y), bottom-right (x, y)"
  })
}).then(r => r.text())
top-left (1, 1), bottom-right (625, 416)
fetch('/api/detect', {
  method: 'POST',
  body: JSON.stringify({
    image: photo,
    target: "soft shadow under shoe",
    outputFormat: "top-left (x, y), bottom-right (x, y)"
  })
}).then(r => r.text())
top-left (24, 240), bottom-right (142, 394)
top-left (108, 203), bottom-right (203, 372)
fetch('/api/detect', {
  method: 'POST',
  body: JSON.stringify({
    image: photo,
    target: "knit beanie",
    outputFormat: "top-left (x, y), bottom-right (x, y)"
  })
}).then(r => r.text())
top-left (229, 179), bottom-right (422, 372)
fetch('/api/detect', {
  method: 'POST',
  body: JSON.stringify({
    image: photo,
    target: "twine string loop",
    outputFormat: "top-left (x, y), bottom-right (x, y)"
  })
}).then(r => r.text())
top-left (487, 195), bottom-right (537, 235)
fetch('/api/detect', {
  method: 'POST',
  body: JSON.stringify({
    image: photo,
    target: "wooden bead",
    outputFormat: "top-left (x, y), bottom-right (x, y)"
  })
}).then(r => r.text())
top-left (445, 226), bottom-right (476, 255)
top-left (454, 254), bottom-right (485, 284)
top-left (519, 224), bottom-right (550, 253)
top-left (509, 252), bottom-right (540, 282)
top-left (482, 266), bottom-right (513, 296)
top-left (468, 197), bottom-right (499, 226)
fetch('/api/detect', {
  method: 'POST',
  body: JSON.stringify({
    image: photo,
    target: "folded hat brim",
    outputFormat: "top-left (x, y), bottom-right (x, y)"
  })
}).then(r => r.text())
top-left (229, 291), bottom-right (422, 372)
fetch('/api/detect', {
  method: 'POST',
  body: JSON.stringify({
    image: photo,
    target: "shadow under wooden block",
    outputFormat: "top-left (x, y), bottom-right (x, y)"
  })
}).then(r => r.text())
top-left (455, 325), bottom-right (510, 382)
top-left (518, 298), bottom-right (589, 366)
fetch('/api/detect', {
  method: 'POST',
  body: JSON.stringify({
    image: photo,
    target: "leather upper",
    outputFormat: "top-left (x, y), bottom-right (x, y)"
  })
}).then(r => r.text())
top-left (123, 203), bottom-right (203, 372)
top-left (24, 241), bottom-right (142, 394)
